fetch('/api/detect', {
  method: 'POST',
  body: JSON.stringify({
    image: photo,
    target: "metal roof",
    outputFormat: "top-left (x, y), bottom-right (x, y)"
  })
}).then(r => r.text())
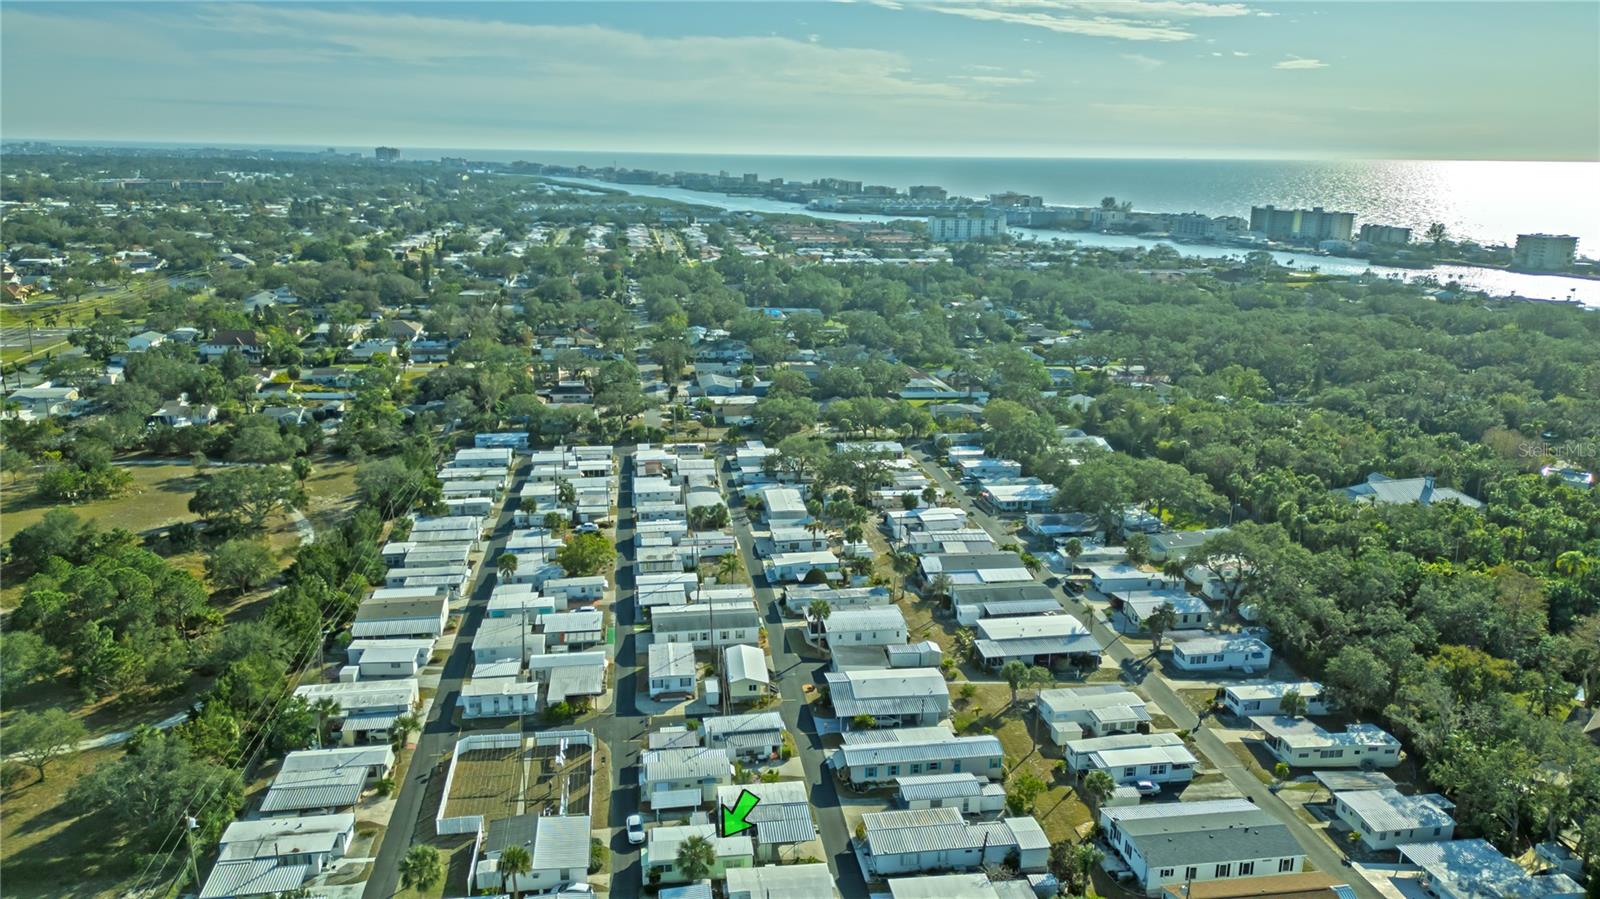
top-left (724, 644), bottom-right (769, 685)
top-left (259, 766), bottom-right (365, 813)
top-left (1108, 803), bottom-right (1301, 870)
top-left (1336, 788), bottom-right (1454, 833)
top-left (532, 814), bottom-right (593, 870)
top-left (643, 747), bottom-right (732, 783)
top-left (895, 772), bottom-right (990, 802)
top-left (837, 735), bottom-right (1001, 769)
top-left (825, 607), bottom-right (908, 632)
top-left (649, 642), bottom-right (697, 680)
top-left (199, 859), bottom-right (310, 899)
top-left (1398, 839), bottom-right (1577, 899)
top-left (279, 745), bottom-right (392, 775)
top-left (704, 711), bottom-right (784, 741)
top-left (725, 863), bottom-right (837, 899)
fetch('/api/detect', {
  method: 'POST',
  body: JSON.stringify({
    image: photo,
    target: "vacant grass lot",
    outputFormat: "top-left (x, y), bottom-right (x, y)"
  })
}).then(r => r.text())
top-left (0, 747), bottom-right (140, 899)
top-left (955, 683), bottom-right (1094, 844)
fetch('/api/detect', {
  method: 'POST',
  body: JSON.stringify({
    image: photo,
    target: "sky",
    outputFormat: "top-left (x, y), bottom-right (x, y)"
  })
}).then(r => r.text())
top-left (2, 1), bottom-right (1597, 161)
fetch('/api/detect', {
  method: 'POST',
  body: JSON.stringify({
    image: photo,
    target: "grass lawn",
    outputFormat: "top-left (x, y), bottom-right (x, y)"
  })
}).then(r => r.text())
top-left (1227, 740), bottom-right (1277, 785)
top-left (0, 747), bottom-right (146, 899)
top-left (300, 456), bottom-right (360, 534)
top-left (957, 684), bottom-right (1093, 844)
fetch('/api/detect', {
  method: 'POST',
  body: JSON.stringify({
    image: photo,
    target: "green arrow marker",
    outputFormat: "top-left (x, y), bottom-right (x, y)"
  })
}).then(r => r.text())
top-left (720, 788), bottom-right (761, 838)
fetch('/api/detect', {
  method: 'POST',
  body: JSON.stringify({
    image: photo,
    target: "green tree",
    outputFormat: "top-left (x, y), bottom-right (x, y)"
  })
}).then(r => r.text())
top-left (68, 730), bottom-right (242, 849)
top-left (1001, 660), bottom-right (1054, 707)
top-left (675, 833), bottom-right (717, 883)
top-left (1324, 644), bottom-right (1393, 717)
top-left (554, 533), bottom-right (616, 577)
top-left (497, 552), bottom-right (520, 580)
top-left (0, 631), bottom-right (61, 695)
top-left (1278, 689), bottom-right (1308, 719)
top-left (355, 458), bottom-right (440, 520)
top-left (716, 552), bottom-right (744, 583)
top-left (205, 538), bottom-right (277, 593)
top-left (1145, 602), bottom-right (1178, 651)
top-left (1426, 222), bottom-right (1448, 247)
top-left (7, 708), bottom-right (86, 781)
top-left (1006, 771), bottom-right (1047, 815)
top-left (498, 843), bottom-right (532, 898)
top-left (1081, 769), bottom-right (1116, 811)
top-left (189, 466), bottom-right (304, 532)
top-left (1125, 532), bottom-right (1151, 566)
top-left (400, 844), bottom-right (442, 891)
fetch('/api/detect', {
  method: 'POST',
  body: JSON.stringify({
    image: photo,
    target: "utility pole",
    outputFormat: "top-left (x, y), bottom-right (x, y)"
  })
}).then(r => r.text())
top-left (183, 813), bottom-right (201, 892)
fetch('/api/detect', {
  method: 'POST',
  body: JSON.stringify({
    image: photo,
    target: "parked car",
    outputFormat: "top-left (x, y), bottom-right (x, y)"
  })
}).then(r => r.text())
top-left (577, 522), bottom-right (601, 535)
top-left (626, 813), bottom-right (645, 844)
top-left (1133, 780), bottom-right (1161, 797)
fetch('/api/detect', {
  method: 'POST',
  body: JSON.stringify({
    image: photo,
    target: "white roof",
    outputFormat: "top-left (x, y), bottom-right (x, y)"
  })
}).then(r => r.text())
top-left (724, 644), bottom-right (769, 684)
top-left (825, 606), bottom-right (907, 633)
top-left (1337, 788), bottom-right (1454, 832)
top-left (650, 642), bottom-right (697, 680)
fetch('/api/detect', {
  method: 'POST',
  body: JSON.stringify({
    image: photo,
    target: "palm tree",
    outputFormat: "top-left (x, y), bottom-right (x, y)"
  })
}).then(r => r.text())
top-left (928, 572), bottom-right (954, 606)
top-left (543, 511), bottom-right (570, 535)
top-left (498, 844), bottom-right (532, 899)
top-left (390, 712), bottom-right (421, 750)
top-left (1081, 769), bottom-right (1116, 812)
top-left (716, 552), bottom-right (744, 583)
top-left (1146, 602), bottom-right (1178, 652)
top-left (1426, 221), bottom-right (1448, 248)
top-left (1001, 661), bottom-right (1054, 708)
top-left (808, 599), bottom-right (832, 635)
top-left (311, 697), bottom-right (341, 748)
top-left (497, 552), bottom-right (519, 580)
top-left (1062, 538), bottom-right (1083, 561)
top-left (1161, 557), bottom-right (1187, 582)
top-left (675, 833), bottom-right (717, 883)
top-left (1555, 550), bottom-right (1594, 579)
top-left (399, 844), bottom-right (442, 891)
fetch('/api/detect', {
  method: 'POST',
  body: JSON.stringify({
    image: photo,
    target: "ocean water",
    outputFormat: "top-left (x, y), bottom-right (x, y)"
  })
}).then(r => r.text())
top-left (479, 151), bottom-right (1600, 252)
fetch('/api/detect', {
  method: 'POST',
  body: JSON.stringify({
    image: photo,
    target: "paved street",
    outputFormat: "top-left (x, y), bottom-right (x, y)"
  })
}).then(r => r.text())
top-left (598, 445), bottom-right (647, 898)
top-left (908, 446), bottom-right (1380, 899)
top-left (723, 457), bottom-right (869, 899)
top-left (362, 459), bottom-right (526, 899)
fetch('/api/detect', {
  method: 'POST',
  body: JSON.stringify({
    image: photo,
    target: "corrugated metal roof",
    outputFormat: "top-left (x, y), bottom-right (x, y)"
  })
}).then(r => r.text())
top-left (199, 860), bottom-right (310, 899)
top-left (895, 773), bottom-right (987, 801)
top-left (260, 766), bottom-right (365, 813)
top-left (643, 747), bottom-right (732, 783)
top-left (837, 735), bottom-right (1001, 769)
top-left (532, 814), bottom-right (592, 870)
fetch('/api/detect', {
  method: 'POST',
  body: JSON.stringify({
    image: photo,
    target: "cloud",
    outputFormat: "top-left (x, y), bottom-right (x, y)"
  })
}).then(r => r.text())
top-left (959, 74), bottom-right (1038, 85)
top-left (1274, 55), bottom-right (1329, 70)
top-left (1232, 50), bottom-right (1251, 57)
top-left (919, 0), bottom-right (1256, 42)
top-left (1122, 53), bottom-right (1165, 69)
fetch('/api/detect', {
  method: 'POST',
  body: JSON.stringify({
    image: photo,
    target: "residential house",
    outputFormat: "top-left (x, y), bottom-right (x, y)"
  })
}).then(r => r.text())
top-left (1064, 732), bottom-right (1197, 786)
top-left (351, 594), bottom-right (449, 640)
top-left (202, 814), bottom-right (355, 899)
top-left (761, 487), bottom-right (808, 525)
top-left (645, 823), bottom-right (753, 884)
top-left (347, 641), bottom-right (431, 679)
top-left (291, 681), bottom-right (417, 746)
top-left (724, 644), bottom-right (771, 702)
top-left (651, 602), bottom-right (762, 649)
top-left (972, 615), bottom-right (1101, 670)
top-left (476, 814), bottom-right (592, 896)
top-left (1396, 839), bottom-right (1583, 899)
top-left (1252, 717), bottom-right (1403, 769)
top-left (856, 807), bottom-right (1047, 878)
top-left (919, 552), bottom-right (1032, 588)
top-left (1082, 562), bottom-right (1182, 595)
top-left (887, 873), bottom-right (1040, 899)
top-left (768, 526), bottom-right (830, 554)
top-left (648, 643), bottom-right (697, 699)
top-left (782, 584), bottom-right (893, 617)
top-left (127, 330), bottom-right (167, 352)
top-left (1338, 473), bottom-right (1483, 510)
top-left (259, 746), bottom-right (394, 816)
top-left (1100, 799), bottom-right (1307, 897)
top-left (200, 329), bottom-right (261, 361)
top-left (833, 734), bottom-right (1004, 786)
top-left (713, 782), bottom-right (817, 862)
top-left (1334, 789), bottom-right (1455, 851)
top-left (1147, 528), bottom-right (1230, 563)
top-left (1116, 589), bottom-right (1211, 631)
top-left (538, 608), bottom-right (603, 649)
top-left (949, 583), bottom-right (1061, 627)
top-left (726, 863), bottom-right (838, 899)
top-left (822, 607), bottom-right (909, 648)
top-left (1168, 635), bottom-right (1271, 673)
top-left (976, 479), bottom-right (1058, 513)
top-left (5, 384), bottom-right (80, 418)
top-left (703, 711), bottom-right (785, 761)
top-left (1037, 686), bottom-right (1152, 744)
top-left (894, 773), bottom-right (1007, 816)
top-left (527, 650), bottom-right (608, 707)
top-left (1222, 682), bottom-right (1331, 718)
top-left (824, 667), bottom-right (950, 729)
top-left (543, 576), bottom-right (607, 606)
top-left (642, 747), bottom-right (735, 812)
top-left (459, 677), bottom-right (540, 719)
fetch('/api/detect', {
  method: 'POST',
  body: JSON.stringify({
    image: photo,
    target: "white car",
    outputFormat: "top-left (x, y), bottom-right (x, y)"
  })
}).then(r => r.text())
top-left (626, 813), bottom-right (646, 845)
top-left (1133, 780), bottom-right (1162, 797)
top-left (576, 522), bottom-right (600, 535)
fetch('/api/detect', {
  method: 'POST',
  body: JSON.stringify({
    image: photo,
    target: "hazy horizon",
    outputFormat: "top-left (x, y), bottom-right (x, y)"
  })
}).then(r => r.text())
top-left (3, 2), bottom-right (1597, 162)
